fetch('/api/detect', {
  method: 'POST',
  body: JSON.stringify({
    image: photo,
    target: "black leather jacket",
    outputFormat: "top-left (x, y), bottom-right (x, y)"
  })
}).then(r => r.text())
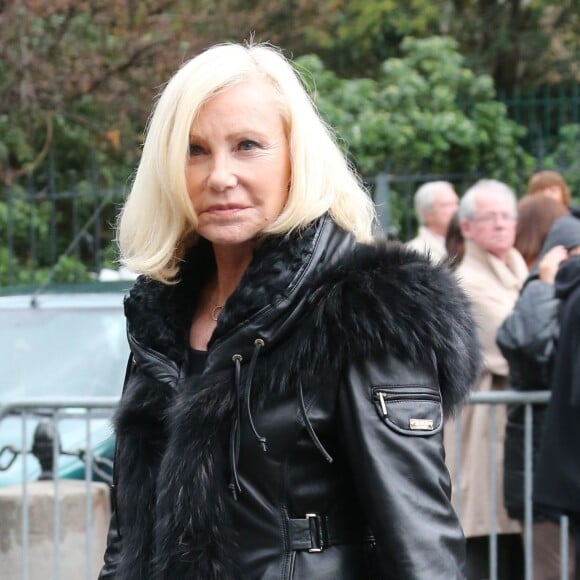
top-left (99, 216), bottom-right (480, 579)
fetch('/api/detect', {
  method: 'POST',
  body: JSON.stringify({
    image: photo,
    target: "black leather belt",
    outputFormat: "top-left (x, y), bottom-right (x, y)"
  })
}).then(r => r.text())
top-left (287, 513), bottom-right (363, 553)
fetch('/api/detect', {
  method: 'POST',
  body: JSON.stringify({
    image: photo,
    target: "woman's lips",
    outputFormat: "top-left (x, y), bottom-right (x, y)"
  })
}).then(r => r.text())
top-left (204, 204), bottom-right (247, 217)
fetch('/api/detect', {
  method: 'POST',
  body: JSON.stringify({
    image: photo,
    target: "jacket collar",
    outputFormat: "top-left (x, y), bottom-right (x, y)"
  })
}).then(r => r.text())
top-left (463, 239), bottom-right (528, 291)
top-left (124, 215), bottom-right (355, 371)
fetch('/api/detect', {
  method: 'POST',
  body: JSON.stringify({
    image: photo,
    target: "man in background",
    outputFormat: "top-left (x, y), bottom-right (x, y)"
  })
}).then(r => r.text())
top-left (446, 179), bottom-right (528, 580)
top-left (406, 180), bottom-right (458, 263)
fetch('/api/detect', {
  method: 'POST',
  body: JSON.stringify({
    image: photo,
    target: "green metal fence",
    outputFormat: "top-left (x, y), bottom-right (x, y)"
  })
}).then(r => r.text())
top-left (499, 84), bottom-right (580, 160)
top-left (1, 157), bottom-right (126, 287)
top-left (368, 171), bottom-right (483, 240)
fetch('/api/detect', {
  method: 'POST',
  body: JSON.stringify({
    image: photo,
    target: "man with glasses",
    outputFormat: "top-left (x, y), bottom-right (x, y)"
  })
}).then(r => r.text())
top-left (446, 179), bottom-right (528, 579)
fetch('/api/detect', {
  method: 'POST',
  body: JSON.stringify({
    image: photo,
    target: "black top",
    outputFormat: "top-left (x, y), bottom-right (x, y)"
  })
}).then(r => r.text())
top-left (187, 347), bottom-right (207, 377)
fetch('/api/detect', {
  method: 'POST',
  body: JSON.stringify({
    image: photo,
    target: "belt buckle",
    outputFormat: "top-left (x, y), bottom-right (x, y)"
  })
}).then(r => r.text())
top-left (306, 513), bottom-right (324, 553)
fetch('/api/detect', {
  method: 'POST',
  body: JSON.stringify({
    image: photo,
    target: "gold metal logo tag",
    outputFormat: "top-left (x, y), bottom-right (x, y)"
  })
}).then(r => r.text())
top-left (409, 418), bottom-right (434, 430)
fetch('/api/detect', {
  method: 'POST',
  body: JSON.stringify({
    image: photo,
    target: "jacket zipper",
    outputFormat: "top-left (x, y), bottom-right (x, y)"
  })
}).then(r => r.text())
top-left (372, 388), bottom-right (440, 417)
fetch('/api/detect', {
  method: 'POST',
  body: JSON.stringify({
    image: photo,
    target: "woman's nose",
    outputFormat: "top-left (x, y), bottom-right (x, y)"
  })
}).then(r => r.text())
top-left (208, 153), bottom-right (237, 191)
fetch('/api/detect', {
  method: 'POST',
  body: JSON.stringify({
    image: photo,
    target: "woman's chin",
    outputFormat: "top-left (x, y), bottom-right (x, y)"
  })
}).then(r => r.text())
top-left (199, 229), bottom-right (259, 253)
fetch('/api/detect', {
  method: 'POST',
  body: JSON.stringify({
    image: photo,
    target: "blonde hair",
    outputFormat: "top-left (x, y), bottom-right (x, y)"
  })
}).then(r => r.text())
top-left (118, 42), bottom-right (376, 282)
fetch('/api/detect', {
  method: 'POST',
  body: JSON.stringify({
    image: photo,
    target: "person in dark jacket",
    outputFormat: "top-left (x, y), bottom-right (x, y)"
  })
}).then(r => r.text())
top-left (97, 42), bottom-right (481, 580)
top-left (534, 238), bottom-right (580, 579)
top-left (497, 215), bottom-right (580, 578)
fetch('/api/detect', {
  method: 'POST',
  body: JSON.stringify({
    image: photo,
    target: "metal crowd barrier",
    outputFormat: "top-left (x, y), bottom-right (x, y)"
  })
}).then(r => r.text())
top-left (452, 390), bottom-right (572, 580)
top-left (0, 393), bottom-right (572, 580)
top-left (0, 398), bottom-right (118, 580)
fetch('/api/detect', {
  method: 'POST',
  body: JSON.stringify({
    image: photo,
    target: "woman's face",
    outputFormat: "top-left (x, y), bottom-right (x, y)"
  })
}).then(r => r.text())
top-left (186, 79), bottom-right (291, 250)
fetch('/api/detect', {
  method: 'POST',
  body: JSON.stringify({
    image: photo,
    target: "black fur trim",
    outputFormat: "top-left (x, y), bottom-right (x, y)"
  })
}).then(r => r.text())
top-left (240, 240), bottom-right (480, 417)
top-left (124, 226), bottom-right (479, 417)
top-left (306, 241), bottom-right (480, 415)
top-left (151, 370), bottom-right (240, 579)
top-left (124, 220), bottom-right (321, 363)
top-left (113, 374), bottom-right (176, 579)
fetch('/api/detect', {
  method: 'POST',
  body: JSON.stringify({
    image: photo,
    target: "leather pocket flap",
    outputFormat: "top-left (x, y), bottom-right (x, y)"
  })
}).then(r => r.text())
top-left (372, 386), bottom-right (442, 436)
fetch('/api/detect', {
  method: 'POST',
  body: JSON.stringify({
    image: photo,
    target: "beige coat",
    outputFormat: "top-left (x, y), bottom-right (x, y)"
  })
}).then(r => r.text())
top-left (445, 240), bottom-right (528, 538)
top-left (406, 226), bottom-right (447, 263)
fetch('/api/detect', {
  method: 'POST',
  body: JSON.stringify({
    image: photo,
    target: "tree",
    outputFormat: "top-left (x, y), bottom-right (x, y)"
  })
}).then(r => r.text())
top-left (448, 0), bottom-right (579, 93)
top-left (1, 0), bottom-right (575, 189)
top-left (276, 0), bottom-right (579, 93)
top-left (295, 0), bottom-right (444, 78)
top-left (297, 37), bottom-right (533, 183)
top-left (0, 0), bottom-right (224, 187)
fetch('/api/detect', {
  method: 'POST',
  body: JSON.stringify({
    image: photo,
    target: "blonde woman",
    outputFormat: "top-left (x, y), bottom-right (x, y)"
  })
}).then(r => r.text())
top-left (99, 42), bottom-right (480, 580)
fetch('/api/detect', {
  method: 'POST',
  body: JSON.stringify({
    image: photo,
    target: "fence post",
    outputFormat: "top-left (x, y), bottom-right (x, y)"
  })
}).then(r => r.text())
top-left (6, 185), bottom-right (15, 285)
top-left (0, 481), bottom-right (111, 580)
top-left (91, 158), bottom-right (102, 274)
top-left (374, 172), bottom-right (391, 236)
top-left (48, 149), bottom-right (57, 268)
top-left (27, 173), bottom-right (37, 284)
top-left (70, 170), bottom-right (80, 282)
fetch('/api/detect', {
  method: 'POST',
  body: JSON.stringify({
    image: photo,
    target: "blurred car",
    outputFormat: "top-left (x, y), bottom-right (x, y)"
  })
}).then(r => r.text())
top-left (0, 281), bottom-right (131, 487)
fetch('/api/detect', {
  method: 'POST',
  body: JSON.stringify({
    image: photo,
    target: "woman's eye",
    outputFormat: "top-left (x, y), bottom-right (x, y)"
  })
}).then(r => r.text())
top-left (189, 144), bottom-right (204, 156)
top-left (238, 140), bottom-right (259, 151)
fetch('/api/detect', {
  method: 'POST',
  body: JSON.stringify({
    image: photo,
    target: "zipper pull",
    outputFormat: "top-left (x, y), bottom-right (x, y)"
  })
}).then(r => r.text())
top-left (377, 392), bottom-right (388, 417)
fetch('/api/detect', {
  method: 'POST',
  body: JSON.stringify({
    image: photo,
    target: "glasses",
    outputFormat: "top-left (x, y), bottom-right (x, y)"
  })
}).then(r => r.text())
top-left (472, 212), bottom-right (516, 224)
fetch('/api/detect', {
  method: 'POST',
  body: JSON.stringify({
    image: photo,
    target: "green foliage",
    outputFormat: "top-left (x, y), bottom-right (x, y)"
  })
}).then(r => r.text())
top-left (0, 248), bottom-right (21, 287)
top-left (51, 255), bottom-right (91, 284)
top-left (0, 181), bottom-right (122, 286)
top-left (100, 242), bottom-right (121, 271)
top-left (300, 0), bottom-right (579, 94)
top-left (542, 124), bottom-right (580, 202)
top-left (324, 0), bottom-right (442, 76)
top-left (0, 1), bottom-right (195, 189)
top-left (0, 189), bottom-right (51, 262)
top-left (297, 37), bottom-right (534, 186)
top-left (0, 249), bottom-right (90, 287)
top-left (447, 0), bottom-right (579, 92)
